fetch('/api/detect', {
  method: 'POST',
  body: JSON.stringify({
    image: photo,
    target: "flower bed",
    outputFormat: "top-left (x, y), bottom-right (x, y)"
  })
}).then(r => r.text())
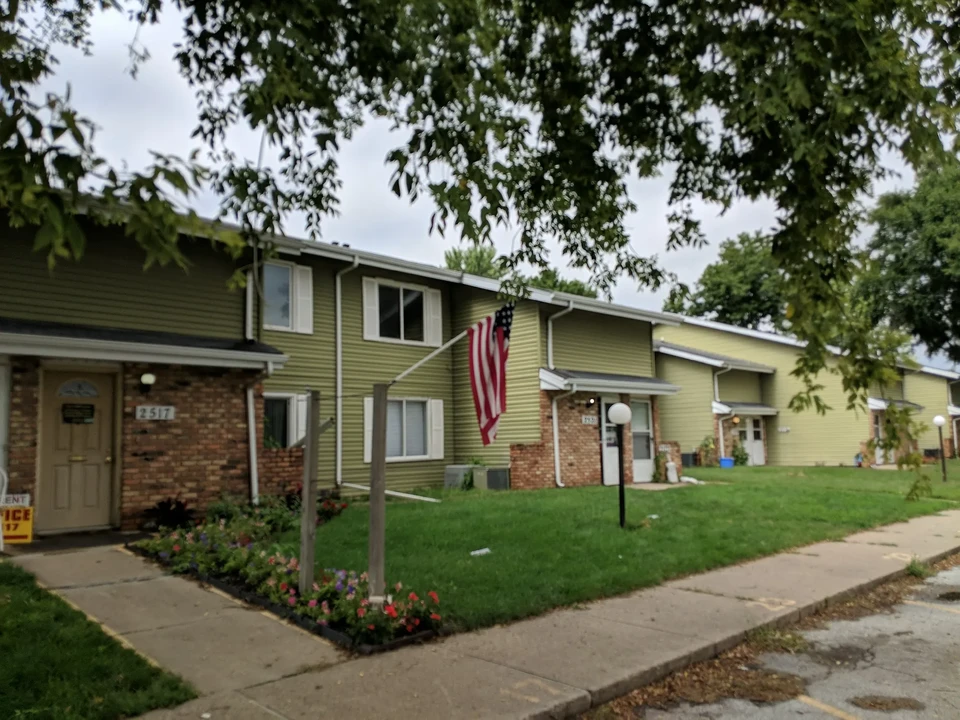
top-left (132, 500), bottom-right (441, 653)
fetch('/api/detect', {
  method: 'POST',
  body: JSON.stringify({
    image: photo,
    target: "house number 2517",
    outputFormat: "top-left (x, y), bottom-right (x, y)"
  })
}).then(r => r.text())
top-left (135, 405), bottom-right (176, 421)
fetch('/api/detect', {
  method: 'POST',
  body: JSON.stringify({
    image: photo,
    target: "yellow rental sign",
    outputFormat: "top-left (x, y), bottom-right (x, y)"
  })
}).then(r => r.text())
top-left (2, 506), bottom-right (34, 544)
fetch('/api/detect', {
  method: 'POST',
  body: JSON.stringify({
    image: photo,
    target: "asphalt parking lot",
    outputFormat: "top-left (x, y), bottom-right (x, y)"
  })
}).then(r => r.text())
top-left (644, 566), bottom-right (960, 719)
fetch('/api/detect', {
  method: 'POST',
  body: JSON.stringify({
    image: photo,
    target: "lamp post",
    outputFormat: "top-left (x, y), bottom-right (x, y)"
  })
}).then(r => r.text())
top-left (608, 402), bottom-right (632, 528)
top-left (933, 415), bottom-right (947, 483)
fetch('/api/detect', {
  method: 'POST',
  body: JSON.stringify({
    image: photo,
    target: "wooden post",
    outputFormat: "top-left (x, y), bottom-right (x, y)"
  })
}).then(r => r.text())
top-left (299, 390), bottom-right (320, 595)
top-left (368, 382), bottom-right (389, 604)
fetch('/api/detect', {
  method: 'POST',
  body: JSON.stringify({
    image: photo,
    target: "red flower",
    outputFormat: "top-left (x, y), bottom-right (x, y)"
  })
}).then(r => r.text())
top-left (367, 624), bottom-right (375, 630)
top-left (430, 613), bottom-right (441, 621)
top-left (428, 591), bottom-right (439, 605)
top-left (357, 607), bottom-right (367, 618)
top-left (406, 624), bottom-right (414, 632)
top-left (413, 618), bottom-right (420, 626)
top-left (408, 592), bottom-right (419, 602)
top-left (279, 582), bottom-right (288, 591)
top-left (384, 604), bottom-right (398, 619)
top-left (172, 544), bottom-right (181, 553)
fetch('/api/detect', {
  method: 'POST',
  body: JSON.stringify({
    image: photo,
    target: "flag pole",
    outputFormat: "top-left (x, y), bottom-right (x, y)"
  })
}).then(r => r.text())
top-left (369, 328), bottom-right (470, 606)
top-left (389, 330), bottom-right (468, 386)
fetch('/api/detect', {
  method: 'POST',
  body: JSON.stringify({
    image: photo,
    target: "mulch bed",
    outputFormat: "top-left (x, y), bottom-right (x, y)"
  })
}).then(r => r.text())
top-left (126, 543), bottom-right (435, 655)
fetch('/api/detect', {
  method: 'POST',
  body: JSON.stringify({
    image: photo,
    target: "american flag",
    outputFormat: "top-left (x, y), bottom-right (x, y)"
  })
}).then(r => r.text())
top-left (468, 303), bottom-right (515, 446)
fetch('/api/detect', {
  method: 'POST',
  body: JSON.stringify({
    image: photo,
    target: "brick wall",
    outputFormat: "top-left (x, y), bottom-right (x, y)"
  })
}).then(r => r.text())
top-left (7, 358), bottom-right (39, 496)
top-left (259, 447), bottom-right (304, 497)
top-left (510, 390), bottom-right (647, 490)
top-left (120, 363), bottom-right (259, 529)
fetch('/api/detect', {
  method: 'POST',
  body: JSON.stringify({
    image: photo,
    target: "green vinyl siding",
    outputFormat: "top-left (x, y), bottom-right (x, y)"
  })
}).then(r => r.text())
top-left (903, 372), bottom-right (950, 450)
top-left (0, 227), bottom-right (243, 338)
top-left (717, 370), bottom-right (762, 403)
top-left (452, 290), bottom-right (541, 465)
top-left (660, 324), bottom-right (865, 466)
top-left (541, 309), bottom-right (654, 376)
top-left (869, 377), bottom-right (904, 400)
top-left (261, 256), bottom-right (338, 486)
top-left (953, 383), bottom-right (960, 407)
top-left (341, 270), bottom-right (453, 492)
top-left (655, 355), bottom-right (714, 453)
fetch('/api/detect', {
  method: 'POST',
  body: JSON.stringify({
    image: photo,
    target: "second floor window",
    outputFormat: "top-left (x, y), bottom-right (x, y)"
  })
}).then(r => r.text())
top-left (263, 262), bottom-right (313, 334)
top-left (362, 277), bottom-right (442, 346)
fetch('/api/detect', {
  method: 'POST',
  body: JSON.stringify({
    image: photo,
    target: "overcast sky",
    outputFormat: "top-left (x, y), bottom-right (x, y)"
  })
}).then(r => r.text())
top-left (45, 7), bottom-right (954, 370)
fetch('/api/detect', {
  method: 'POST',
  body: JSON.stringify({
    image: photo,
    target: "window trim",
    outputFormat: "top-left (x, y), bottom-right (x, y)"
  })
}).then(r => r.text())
top-left (263, 392), bottom-right (297, 448)
top-left (263, 261), bottom-right (295, 332)
top-left (374, 278), bottom-right (430, 347)
top-left (385, 397), bottom-right (430, 462)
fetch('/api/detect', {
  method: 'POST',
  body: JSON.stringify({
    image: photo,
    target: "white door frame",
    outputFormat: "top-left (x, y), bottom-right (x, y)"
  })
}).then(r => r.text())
top-left (630, 399), bottom-right (654, 482)
top-left (873, 412), bottom-right (886, 465)
top-left (600, 396), bottom-right (621, 486)
top-left (735, 416), bottom-right (766, 466)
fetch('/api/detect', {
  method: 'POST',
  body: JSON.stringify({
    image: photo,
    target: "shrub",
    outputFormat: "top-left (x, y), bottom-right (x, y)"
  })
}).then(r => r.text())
top-left (698, 435), bottom-right (717, 467)
top-left (141, 496), bottom-right (195, 530)
top-left (731, 442), bottom-right (750, 466)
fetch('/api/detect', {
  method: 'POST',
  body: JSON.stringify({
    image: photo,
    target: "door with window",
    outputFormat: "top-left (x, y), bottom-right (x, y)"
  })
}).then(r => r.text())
top-left (873, 413), bottom-right (886, 465)
top-left (630, 400), bottom-right (654, 482)
top-left (736, 417), bottom-right (766, 466)
top-left (39, 372), bottom-right (114, 532)
top-left (600, 397), bottom-right (621, 485)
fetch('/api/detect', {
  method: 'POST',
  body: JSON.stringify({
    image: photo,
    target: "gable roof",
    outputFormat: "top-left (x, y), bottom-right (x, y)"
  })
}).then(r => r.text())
top-left (678, 316), bottom-right (959, 381)
top-left (654, 340), bottom-right (776, 374)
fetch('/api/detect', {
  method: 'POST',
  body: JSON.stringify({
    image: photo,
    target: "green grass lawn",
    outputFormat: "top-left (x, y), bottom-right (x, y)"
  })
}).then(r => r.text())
top-left (0, 562), bottom-right (195, 720)
top-left (278, 466), bottom-right (955, 632)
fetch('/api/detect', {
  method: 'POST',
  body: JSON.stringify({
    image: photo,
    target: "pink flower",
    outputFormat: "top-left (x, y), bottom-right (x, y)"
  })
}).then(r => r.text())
top-left (172, 544), bottom-right (181, 553)
top-left (288, 596), bottom-right (297, 606)
top-left (384, 604), bottom-right (398, 619)
top-left (428, 591), bottom-right (439, 605)
top-left (430, 613), bottom-right (441, 621)
top-left (394, 581), bottom-right (403, 592)
top-left (266, 578), bottom-right (277, 587)
top-left (357, 607), bottom-right (367, 618)
top-left (317, 618), bottom-right (328, 626)
top-left (268, 557), bottom-right (276, 565)
top-left (408, 592), bottom-right (419, 602)
top-left (279, 582), bottom-right (288, 591)
top-left (367, 623), bottom-right (375, 630)
top-left (308, 599), bottom-right (318, 608)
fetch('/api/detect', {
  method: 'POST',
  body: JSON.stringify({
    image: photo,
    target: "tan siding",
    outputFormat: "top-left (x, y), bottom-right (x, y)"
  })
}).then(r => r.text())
top-left (903, 372), bottom-right (950, 450)
top-left (452, 290), bottom-right (541, 465)
top-left (543, 309), bottom-right (654, 376)
top-left (717, 370), bottom-right (762, 403)
top-left (660, 324), bottom-right (866, 466)
top-left (869, 377), bottom-right (904, 400)
top-left (0, 227), bottom-right (243, 338)
top-left (656, 356), bottom-right (715, 452)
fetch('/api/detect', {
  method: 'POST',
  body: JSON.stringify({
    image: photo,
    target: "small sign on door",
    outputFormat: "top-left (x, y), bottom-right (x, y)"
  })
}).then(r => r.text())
top-left (136, 405), bottom-right (176, 421)
top-left (61, 403), bottom-right (95, 424)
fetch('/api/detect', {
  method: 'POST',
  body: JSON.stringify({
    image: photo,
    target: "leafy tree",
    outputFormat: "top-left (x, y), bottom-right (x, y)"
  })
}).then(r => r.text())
top-left (663, 233), bottom-right (786, 330)
top-left (528, 268), bottom-right (597, 298)
top-left (443, 245), bottom-right (596, 296)
top-left (443, 245), bottom-right (505, 279)
top-left (859, 161), bottom-right (960, 365)
top-left (4, 0), bottom-right (960, 404)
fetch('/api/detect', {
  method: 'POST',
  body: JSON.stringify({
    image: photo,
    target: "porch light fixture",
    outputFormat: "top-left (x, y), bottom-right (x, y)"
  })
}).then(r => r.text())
top-left (607, 402), bottom-right (632, 529)
top-left (933, 415), bottom-right (947, 483)
top-left (139, 372), bottom-right (157, 395)
top-left (732, 416), bottom-right (741, 424)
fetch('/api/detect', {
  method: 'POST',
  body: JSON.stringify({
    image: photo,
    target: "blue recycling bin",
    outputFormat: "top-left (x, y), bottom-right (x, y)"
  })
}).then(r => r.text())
top-left (719, 457), bottom-right (735, 469)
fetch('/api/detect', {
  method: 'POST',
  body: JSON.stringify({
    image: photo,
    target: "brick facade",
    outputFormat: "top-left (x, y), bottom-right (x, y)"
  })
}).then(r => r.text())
top-left (259, 447), bottom-right (305, 497)
top-left (7, 358), bottom-right (39, 497)
top-left (510, 391), bottom-right (669, 490)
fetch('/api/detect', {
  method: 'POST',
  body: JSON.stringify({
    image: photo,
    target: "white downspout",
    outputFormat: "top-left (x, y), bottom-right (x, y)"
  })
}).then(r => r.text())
top-left (0, 356), bottom-right (9, 471)
top-left (713, 367), bottom-right (733, 460)
top-left (547, 301), bottom-right (575, 369)
top-left (335, 256), bottom-right (360, 486)
top-left (552, 385), bottom-right (577, 487)
top-left (246, 385), bottom-right (260, 504)
top-left (244, 270), bottom-right (254, 341)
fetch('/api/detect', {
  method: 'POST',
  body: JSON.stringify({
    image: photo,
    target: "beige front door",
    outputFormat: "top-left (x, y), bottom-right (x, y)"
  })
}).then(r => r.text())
top-left (39, 371), bottom-right (115, 532)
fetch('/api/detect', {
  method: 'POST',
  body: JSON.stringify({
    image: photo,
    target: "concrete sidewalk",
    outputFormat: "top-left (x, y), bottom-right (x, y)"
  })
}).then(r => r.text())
top-left (10, 509), bottom-right (960, 720)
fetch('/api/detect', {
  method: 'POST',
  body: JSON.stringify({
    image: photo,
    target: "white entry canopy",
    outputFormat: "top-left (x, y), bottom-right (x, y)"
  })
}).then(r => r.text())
top-left (712, 400), bottom-right (778, 416)
top-left (540, 367), bottom-right (680, 395)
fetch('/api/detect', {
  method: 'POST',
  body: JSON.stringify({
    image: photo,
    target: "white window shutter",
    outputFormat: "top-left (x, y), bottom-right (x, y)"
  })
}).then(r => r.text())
top-left (363, 396), bottom-right (374, 463)
top-left (429, 399), bottom-right (444, 460)
top-left (294, 265), bottom-right (313, 334)
top-left (362, 278), bottom-right (379, 341)
top-left (425, 288), bottom-right (443, 347)
top-left (295, 394), bottom-right (308, 445)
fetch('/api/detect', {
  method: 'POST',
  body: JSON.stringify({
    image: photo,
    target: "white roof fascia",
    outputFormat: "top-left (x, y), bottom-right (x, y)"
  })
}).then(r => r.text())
top-left (0, 333), bottom-right (287, 371)
top-left (539, 368), bottom-right (568, 391)
top-left (867, 397), bottom-right (889, 411)
top-left (948, 404), bottom-right (960, 416)
top-left (916, 365), bottom-right (960, 380)
top-left (712, 401), bottom-right (731, 414)
top-left (656, 344), bottom-right (724, 368)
